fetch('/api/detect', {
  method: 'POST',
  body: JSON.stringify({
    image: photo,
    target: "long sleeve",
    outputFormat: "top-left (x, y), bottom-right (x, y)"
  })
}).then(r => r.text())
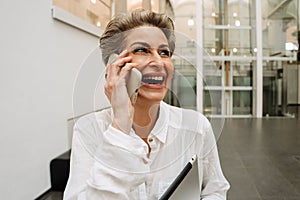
top-left (64, 104), bottom-right (230, 199)
top-left (63, 113), bottom-right (150, 200)
top-left (200, 118), bottom-right (230, 200)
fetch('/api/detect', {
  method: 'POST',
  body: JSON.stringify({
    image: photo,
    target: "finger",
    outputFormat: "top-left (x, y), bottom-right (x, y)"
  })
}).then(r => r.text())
top-left (106, 54), bottom-right (118, 78)
top-left (118, 49), bottom-right (129, 58)
top-left (109, 50), bottom-right (130, 74)
top-left (107, 49), bottom-right (128, 65)
top-left (118, 63), bottom-right (139, 79)
top-left (106, 56), bottom-right (132, 79)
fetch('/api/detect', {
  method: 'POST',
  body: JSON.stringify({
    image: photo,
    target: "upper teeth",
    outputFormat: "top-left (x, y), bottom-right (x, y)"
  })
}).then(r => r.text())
top-left (144, 76), bottom-right (163, 80)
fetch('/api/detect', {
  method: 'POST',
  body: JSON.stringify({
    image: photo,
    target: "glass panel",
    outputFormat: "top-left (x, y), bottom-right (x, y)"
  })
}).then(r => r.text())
top-left (262, 0), bottom-right (298, 57)
top-left (203, 0), bottom-right (251, 26)
top-left (165, 47), bottom-right (197, 110)
top-left (263, 76), bottom-right (278, 116)
top-left (203, 90), bottom-right (222, 115)
top-left (263, 60), bottom-right (281, 116)
top-left (202, 0), bottom-right (255, 116)
top-left (232, 62), bottom-right (253, 86)
top-left (164, 37), bottom-right (197, 110)
top-left (164, 61), bottom-right (197, 110)
top-left (202, 0), bottom-right (255, 61)
top-left (233, 91), bottom-right (252, 114)
top-left (176, 75), bottom-right (197, 110)
top-left (203, 60), bottom-right (222, 86)
top-left (203, 28), bottom-right (253, 57)
top-left (262, 0), bottom-right (298, 116)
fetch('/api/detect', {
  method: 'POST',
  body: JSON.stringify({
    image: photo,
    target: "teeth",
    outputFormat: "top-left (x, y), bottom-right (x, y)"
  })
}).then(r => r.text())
top-left (144, 76), bottom-right (163, 80)
top-left (142, 75), bottom-right (165, 84)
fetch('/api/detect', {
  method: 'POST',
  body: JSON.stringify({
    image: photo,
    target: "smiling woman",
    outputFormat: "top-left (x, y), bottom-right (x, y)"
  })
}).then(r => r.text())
top-left (64, 9), bottom-right (230, 200)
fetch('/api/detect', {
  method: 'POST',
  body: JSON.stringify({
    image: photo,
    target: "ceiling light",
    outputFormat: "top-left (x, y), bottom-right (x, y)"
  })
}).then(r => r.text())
top-left (188, 18), bottom-right (194, 26)
top-left (211, 12), bottom-right (216, 17)
top-left (91, 0), bottom-right (97, 4)
top-left (253, 48), bottom-right (257, 52)
top-left (233, 48), bottom-right (238, 53)
top-left (96, 21), bottom-right (101, 27)
top-left (233, 12), bottom-right (238, 17)
top-left (211, 48), bottom-right (216, 53)
top-left (235, 20), bottom-right (240, 26)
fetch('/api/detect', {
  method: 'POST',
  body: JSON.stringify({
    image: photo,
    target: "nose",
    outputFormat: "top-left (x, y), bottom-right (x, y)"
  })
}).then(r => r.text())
top-left (149, 50), bottom-right (164, 68)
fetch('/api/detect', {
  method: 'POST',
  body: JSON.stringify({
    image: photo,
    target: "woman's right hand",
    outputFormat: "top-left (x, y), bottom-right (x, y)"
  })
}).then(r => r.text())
top-left (104, 51), bottom-right (138, 134)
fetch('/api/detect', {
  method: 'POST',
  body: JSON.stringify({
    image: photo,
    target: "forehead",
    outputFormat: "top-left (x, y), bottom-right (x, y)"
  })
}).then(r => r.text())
top-left (125, 26), bottom-right (168, 47)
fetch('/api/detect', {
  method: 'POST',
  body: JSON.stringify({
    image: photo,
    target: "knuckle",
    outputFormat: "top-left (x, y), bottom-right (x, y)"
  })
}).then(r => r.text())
top-left (106, 80), bottom-right (118, 89)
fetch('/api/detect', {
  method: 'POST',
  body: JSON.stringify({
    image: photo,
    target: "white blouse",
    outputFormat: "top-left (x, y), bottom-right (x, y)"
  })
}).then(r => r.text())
top-left (64, 101), bottom-right (230, 200)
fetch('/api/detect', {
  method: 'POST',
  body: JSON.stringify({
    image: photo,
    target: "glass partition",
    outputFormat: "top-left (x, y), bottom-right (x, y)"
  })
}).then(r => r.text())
top-left (202, 0), bottom-right (254, 117)
top-left (262, 0), bottom-right (298, 116)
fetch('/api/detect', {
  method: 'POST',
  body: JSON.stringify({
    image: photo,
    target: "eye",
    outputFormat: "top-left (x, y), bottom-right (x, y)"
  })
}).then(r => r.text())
top-left (133, 47), bottom-right (150, 54)
top-left (159, 49), bottom-right (171, 57)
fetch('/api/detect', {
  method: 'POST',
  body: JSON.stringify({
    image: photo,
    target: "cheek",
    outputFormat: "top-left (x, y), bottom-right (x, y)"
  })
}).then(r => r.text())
top-left (165, 60), bottom-right (174, 72)
top-left (130, 54), bottom-right (150, 65)
top-left (165, 63), bottom-right (174, 84)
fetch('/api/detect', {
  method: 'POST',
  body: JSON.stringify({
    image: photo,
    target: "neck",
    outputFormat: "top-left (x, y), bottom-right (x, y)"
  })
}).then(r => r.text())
top-left (133, 98), bottom-right (160, 138)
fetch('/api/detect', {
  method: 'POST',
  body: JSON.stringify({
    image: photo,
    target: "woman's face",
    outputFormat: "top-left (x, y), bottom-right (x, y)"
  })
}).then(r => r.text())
top-left (124, 26), bottom-right (174, 103)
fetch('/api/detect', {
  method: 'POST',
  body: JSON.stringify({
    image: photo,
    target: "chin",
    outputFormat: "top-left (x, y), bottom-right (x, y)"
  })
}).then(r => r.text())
top-left (138, 87), bottom-right (168, 103)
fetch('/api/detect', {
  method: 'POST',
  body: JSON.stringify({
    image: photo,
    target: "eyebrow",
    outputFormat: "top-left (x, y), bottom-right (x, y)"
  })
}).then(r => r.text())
top-left (129, 42), bottom-right (170, 49)
top-left (129, 42), bottom-right (150, 48)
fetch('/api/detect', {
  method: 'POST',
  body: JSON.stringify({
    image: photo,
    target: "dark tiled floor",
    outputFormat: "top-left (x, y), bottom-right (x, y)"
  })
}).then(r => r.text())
top-left (218, 110), bottom-right (300, 200)
top-left (42, 106), bottom-right (300, 200)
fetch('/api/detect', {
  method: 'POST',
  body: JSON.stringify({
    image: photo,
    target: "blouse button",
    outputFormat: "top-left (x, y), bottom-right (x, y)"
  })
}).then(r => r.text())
top-left (148, 138), bottom-right (154, 142)
top-left (143, 158), bottom-right (148, 164)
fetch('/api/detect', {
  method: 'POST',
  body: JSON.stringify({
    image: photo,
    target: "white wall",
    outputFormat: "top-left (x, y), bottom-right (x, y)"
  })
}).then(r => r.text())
top-left (0, 1), bottom-right (102, 199)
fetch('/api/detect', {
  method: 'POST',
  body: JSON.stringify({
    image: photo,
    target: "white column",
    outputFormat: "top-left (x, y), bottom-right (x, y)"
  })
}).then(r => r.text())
top-left (196, 0), bottom-right (203, 113)
top-left (142, 0), bottom-right (152, 11)
top-left (255, 0), bottom-right (263, 117)
top-left (159, 0), bottom-right (166, 13)
top-left (113, 0), bottom-right (127, 16)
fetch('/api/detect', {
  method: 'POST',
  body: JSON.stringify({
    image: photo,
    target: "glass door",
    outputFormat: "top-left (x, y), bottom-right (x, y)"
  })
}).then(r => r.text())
top-left (261, 0), bottom-right (299, 116)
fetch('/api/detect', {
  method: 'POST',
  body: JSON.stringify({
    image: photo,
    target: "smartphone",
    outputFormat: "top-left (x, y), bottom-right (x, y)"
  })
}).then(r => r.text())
top-left (108, 54), bottom-right (142, 104)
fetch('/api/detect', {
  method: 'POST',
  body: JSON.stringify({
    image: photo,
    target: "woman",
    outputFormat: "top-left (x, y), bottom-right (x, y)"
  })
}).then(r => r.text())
top-left (64, 9), bottom-right (230, 200)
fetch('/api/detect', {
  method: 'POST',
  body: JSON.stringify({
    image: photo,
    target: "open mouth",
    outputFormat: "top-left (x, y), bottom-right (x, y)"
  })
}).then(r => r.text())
top-left (142, 75), bottom-right (165, 85)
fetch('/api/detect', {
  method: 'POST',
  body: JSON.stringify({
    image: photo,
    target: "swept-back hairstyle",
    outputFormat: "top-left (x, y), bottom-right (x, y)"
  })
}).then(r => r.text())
top-left (100, 9), bottom-right (175, 65)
